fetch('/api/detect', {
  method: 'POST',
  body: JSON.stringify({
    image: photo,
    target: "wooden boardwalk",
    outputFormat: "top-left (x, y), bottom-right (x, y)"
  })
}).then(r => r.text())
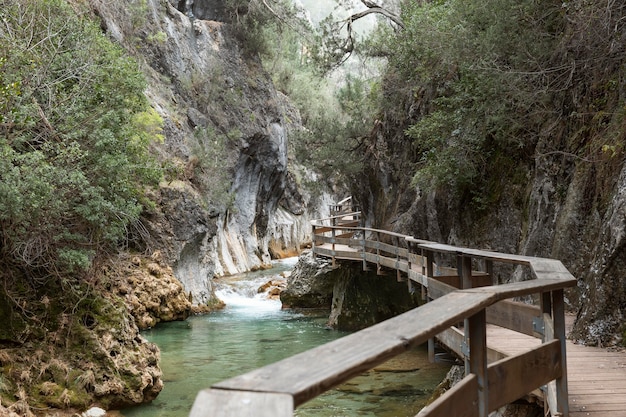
top-left (190, 205), bottom-right (626, 417)
top-left (314, 235), bottom-right (626, 416)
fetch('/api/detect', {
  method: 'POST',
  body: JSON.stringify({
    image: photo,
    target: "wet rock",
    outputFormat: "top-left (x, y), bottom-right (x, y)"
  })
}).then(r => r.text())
top-left (280, 252), bottom-right (336, 308)
top-left (258, 279), bottom-right (287, 300)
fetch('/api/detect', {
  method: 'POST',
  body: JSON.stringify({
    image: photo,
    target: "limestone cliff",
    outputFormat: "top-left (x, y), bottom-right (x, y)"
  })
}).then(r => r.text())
top-left (90, 0), bottom-right (337, 307)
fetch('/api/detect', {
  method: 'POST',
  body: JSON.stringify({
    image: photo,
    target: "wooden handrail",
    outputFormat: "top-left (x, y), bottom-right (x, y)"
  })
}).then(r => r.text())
top-left (190, 215), bottom-right (576, 417)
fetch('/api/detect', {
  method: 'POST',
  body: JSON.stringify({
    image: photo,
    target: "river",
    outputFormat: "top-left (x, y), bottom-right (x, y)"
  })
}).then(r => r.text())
top-left (120, 258), bottom-right (450, 417)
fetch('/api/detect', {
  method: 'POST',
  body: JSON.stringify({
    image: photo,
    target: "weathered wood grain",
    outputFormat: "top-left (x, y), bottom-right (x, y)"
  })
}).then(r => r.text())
top-left (214, 291), bottom-right (496, 406)
top-left (189, 389), bottom-right (293, 417)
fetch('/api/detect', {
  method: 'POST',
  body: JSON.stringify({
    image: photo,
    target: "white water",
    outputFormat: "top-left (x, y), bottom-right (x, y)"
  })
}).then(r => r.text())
top-left (213, 257), bottom-right (297, 315)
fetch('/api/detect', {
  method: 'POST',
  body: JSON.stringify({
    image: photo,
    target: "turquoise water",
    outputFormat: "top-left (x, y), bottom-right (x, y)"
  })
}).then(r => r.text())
top-left (120, 259), bottom-right (450, 417)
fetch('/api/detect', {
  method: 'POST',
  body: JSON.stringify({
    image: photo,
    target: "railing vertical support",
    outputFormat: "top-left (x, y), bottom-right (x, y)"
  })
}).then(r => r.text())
top-left (311, 224), bottom-right (316, 254)
top-left (541, 289), bottom-right (570, 417)
top-left (394, 236), bottom-right (402, 281)
top-left (485, 259), bottom-right (495, 285)
top-left (459, 255), bottom-right (473, 374)
top-left (469, 310), bottom-right (488, 417)
top-left (376, 231), bottom-right (381, 274)
top-left (426, 250), bottom-right (435, 363)
top-left (331, 217), bottom-right (336, 268)
top-left (407, 241), bottom-right (414, 293)
top-left (361, 232), bottom-right (367, 271)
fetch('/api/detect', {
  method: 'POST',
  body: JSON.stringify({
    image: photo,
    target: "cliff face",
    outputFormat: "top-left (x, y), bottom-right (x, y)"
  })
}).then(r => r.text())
top-left (91, 0), bottom-right (333, 306)
top-left (374, 144), bottom-right (626, 346)
top-left (358, 66), bottom-right (625, 348)
top-left (352, 0), bottom-right (626, 347)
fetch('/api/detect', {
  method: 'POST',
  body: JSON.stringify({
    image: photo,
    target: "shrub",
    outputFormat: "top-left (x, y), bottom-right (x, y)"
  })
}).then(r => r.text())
top-left (0, 0), bottom-right (162, 280)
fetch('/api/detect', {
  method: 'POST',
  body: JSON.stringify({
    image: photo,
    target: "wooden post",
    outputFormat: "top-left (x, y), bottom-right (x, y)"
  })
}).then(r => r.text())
top-left (485, 260), bottom-right (494, 285)
top-left (311, 224), bottom-right (316, 255)
top-left (331, 216), bottom-right (336, 268)
top-left (376, 231), bottom-right (381, 274)
top-left (407, 240), bottom-right (414, 292)
top-left (395, 236), bottom-right (402, 281)
top-left (552, 289), bottom-right (570, 417)
top-left (361, 232), bottom-right (367, 271)
top-left (459, 255), bottom-right (473, 374)
top-left (426, 250), bottom-right (435, 363)
top-left (468, 310), bottom-right (488, 417)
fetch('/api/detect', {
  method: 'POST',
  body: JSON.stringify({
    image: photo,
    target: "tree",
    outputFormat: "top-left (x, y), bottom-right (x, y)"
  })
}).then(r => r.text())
top-left (314, 0), bottom-right (403, 71)
top-left (0, 0), bottom-right (162, 281)
top-left (376, 0), bottom-right (566, 205)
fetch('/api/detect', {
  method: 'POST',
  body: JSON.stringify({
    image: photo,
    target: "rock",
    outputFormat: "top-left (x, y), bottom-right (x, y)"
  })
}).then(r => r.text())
top-left (281, 252), bottom-right (419, 331)
top-left (280, 252), bottom-right (336, 308)
top-left (106, 254), bottom-right (192, 330)
top-left (326, 263), bottom-right (420, 331)
top-left (82, 407), bottom-right (107, 417)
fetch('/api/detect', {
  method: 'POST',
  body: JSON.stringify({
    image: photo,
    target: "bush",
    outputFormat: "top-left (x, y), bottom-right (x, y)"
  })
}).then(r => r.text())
top-left (378, 0), bottom-right (565, 203)
top-left (0, 0), bottom-right (162, 280)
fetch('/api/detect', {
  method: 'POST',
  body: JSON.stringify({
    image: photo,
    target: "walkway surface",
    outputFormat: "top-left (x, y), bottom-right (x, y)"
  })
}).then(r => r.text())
top-left (488, 323), bottom-right (626, 416)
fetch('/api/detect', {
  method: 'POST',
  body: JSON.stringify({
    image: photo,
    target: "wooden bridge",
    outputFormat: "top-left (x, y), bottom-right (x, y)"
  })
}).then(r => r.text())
top-left (189, 202), bottom-right (626, 417)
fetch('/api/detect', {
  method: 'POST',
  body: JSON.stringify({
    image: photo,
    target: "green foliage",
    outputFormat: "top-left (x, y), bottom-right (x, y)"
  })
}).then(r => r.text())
top-left (379, 0), bottom-right (564, 203)
top-left (0, 0), bottom-right (162, 280)
top-left (191, 126), bottom-right (237, 211)
top-left (255, 3), bottom-right (377, 180)
top-left (225, 0), bottom-right (282, 57)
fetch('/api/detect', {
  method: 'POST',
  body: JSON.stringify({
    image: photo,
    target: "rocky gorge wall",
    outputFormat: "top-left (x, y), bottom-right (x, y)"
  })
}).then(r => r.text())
top-left (91, 0), bottom-right (339, 306)
top-left (357, 109), bottom-right (626, 348)
top-left (281, 252), bottom-right (420, 331)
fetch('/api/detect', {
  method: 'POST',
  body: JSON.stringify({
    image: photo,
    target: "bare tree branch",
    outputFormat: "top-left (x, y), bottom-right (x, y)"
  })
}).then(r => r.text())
top-left (350, 1), bottom-right (404, 30)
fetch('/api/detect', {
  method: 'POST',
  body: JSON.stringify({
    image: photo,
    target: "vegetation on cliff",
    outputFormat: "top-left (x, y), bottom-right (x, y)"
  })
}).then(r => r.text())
top-left (0, 0), bottom-right (163, 279)
top-left (0, 0), bottom-right (174, 414)
top-left (348, 0), bottom-right (626, 345)
top-left (377, 0), bottom-right (625, 208)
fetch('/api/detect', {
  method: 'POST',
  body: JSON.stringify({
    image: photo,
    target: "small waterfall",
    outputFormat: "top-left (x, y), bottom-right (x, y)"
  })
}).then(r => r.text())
top-left (213, 257), bottom-right (298, 316)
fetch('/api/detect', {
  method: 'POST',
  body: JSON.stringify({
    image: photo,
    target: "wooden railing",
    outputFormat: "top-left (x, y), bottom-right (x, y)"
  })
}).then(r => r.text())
top-left (189, 211), bottom-right (576, 417)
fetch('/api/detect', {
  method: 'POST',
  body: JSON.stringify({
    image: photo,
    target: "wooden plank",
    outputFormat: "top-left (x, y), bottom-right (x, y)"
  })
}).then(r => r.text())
top-left (465, 279), bottom-right (576, 300)
top-left (190, 389), bottom-right (293, 417)
top-left (408, 269), bottom-right (428, 286)
top-left (214, 291), bottom-right (497, 406)
top-left (314, 247), bottom-right (360, 260)
top-left (487, 340), bottom-right (562, 411)
top-left (336, 220), bottom-right (359, 228)
top-left (331, 250), bottom-right (362, 259)
top-left (427, 277), bottom-right (457, 300)
top-left (316, 235), bottom-right (357, 245)
top-left (417, 243), bottom-right (533, 266)
top-left (486, 300), bottom-right (540, 336)
top-left (416, 374), bottom-right (479, 417)
top-left (364, 239), bottom-right (406, 256)
top-left (312, 226), bottom-right (334, 234)
top-left (435, 327), bottom-right (465, 359)
top-left (551, 289), bottom-right (569, 416)
top-left (433, 275), bottom-right (461, 289)
top-left (334, 233), bottom-right (356, 240)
